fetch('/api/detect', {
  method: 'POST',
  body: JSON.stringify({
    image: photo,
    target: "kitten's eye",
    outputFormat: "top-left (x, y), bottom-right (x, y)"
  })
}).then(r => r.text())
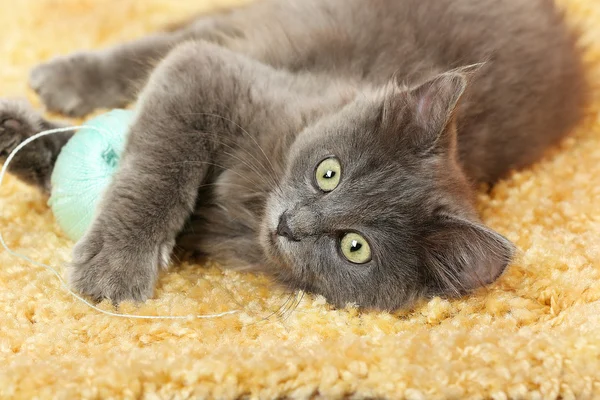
top-left (315, 157), bottom-right (341, 192)
top-left (340, 232), bottom-right (371, 264)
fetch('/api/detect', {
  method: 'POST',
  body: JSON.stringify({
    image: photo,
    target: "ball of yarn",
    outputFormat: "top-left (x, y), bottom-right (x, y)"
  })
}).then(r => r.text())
top-left (48, 109), bottom-right (135, 241)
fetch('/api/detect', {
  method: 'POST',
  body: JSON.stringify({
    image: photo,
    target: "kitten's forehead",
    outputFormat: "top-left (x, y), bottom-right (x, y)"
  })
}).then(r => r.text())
top-left (282, 94), bottom-right (447, 227)
top-left (289, 96), bottom-right (385, 158)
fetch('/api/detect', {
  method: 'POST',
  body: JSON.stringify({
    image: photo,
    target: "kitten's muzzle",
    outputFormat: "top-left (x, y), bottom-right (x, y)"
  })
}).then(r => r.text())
top-left (276, 211), bottom-right (300, 242)
top-left (276, 207), bottom-right (321, 242)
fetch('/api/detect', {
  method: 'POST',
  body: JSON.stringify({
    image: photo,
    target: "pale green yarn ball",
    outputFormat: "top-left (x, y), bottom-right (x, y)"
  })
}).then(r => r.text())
top-left (48, 109), bottom-right (135, 241)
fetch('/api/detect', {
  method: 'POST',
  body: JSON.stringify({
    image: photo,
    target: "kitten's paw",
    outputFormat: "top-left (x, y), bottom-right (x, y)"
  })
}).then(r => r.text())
top-left (0, 99), bottom-right (43, 159)
top-left (68, 227), bottom-right (174, 304)
top-left (29, 53), bottom-right (108, 117)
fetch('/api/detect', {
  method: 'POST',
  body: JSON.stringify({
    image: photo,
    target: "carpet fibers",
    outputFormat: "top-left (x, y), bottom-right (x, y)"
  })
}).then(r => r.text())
top-left (1, 0), bottom-right (600, 398)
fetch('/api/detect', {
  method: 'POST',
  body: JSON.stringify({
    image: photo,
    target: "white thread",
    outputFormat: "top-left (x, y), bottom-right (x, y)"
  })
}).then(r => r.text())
top-left (0, 125), bottom-right (240, 320)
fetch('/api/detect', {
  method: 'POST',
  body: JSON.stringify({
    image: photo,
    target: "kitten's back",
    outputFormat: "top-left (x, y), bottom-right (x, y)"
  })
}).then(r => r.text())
top-left (383, 0), bottom-right (589, 182)
top-left (359, 0), bottom-right (588, 183)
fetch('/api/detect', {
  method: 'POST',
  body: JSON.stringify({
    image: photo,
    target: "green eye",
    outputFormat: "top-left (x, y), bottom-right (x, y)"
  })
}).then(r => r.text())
top-left (315, 157), bottom-right (341, 192)
top-left (340, 232), bottom-right (372, 264)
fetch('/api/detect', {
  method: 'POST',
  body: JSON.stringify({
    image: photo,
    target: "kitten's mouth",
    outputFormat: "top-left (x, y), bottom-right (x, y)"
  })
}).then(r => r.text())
top-left (266, 229), bottom-right (298, 265)
top-left (261, 194), bottom-right (299, 266)
top-left (270, 230), bottom-right (287, 251)
top-left (263, 230), bottom-right (289, 266)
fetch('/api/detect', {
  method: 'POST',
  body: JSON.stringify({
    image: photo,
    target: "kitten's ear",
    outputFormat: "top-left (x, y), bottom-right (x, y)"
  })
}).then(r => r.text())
top-left (384, 66), bottom-right (479, 154)
top-left (423, 215), bottom-right (515, 294)
top-left (406, 72), bottom-right (467, 134)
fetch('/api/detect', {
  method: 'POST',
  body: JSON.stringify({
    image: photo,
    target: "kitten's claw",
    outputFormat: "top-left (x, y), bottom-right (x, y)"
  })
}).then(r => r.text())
top-left (68, 225), bottom-right (174, 304)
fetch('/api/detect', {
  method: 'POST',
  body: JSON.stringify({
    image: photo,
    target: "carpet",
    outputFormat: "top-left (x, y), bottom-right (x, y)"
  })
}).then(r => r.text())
top-left (1, 0), bottom-right (600, 398)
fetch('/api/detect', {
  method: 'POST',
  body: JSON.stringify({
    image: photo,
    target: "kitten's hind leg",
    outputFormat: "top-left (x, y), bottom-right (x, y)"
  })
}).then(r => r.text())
top-left (29, 34), bottom-right (177, 118)
top-left (28, 9), bottom-right (245, 117)
top-left (0, 99), bottom-right (72, 192)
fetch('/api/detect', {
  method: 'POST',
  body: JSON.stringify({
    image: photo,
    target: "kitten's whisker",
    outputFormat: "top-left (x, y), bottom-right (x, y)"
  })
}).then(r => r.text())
top-left (162, 111), bottom-right (281, 189)
top-left (197, 181), bottom-right (255, 192)
top-left (158, 160), bottom-right (258, 188)
top-left (222, 150), bottom-right (278, 190)
top-left (281, 292), bottom-right (299, 319)
top-left (281, 290), bottom-right (304, 322)
top-left (205, 275), bottom-right (259, 319)
top-left (278, 279), bottom-right (312, 323)
top-left (275, 291), bottom-right (297, 321)
top-left (256, 297), bottom-right (288, 323)
top-left (191, 128), bottom-right (279, 189)
top-left (201, 112), bottom-right (280, 187)
top-left (197, 129), bottom-right (279, 189)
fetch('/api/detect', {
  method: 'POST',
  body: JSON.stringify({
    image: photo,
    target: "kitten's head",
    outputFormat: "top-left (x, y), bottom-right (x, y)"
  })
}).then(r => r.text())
top-left (260, 71), bottom-right (515, 311)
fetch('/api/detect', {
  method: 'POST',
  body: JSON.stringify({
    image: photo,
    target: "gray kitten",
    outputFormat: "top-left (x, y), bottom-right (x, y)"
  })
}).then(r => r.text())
top-left (0, 0), bottom-right (587, 310)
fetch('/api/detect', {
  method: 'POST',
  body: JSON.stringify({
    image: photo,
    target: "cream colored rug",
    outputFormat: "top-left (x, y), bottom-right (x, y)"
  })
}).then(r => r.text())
top-left (1, 0), bottom-right (600, 398)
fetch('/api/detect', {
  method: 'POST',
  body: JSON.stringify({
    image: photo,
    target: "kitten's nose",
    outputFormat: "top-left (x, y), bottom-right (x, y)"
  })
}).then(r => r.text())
top-left (276, 211), bottom-right (299, 241)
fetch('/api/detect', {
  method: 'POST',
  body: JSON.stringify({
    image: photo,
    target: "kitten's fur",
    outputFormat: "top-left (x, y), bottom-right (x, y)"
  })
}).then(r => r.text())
top-left (0, 0), bottom-right (587, 310)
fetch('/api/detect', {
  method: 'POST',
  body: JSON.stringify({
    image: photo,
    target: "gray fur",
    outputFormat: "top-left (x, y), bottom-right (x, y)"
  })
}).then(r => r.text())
top-left (0, 0), bottom-right (588, 310)
top-left (0, 99), bottom-right (71, 191)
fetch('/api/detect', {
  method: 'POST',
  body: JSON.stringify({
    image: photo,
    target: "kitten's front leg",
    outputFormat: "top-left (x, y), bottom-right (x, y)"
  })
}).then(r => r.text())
top-left (68, 41), bottom-right (273, 303)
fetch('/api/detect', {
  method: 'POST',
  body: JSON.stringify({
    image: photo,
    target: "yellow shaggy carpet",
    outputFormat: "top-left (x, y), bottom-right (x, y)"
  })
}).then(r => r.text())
top-left (1, 0), bottom-right (600, 398)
